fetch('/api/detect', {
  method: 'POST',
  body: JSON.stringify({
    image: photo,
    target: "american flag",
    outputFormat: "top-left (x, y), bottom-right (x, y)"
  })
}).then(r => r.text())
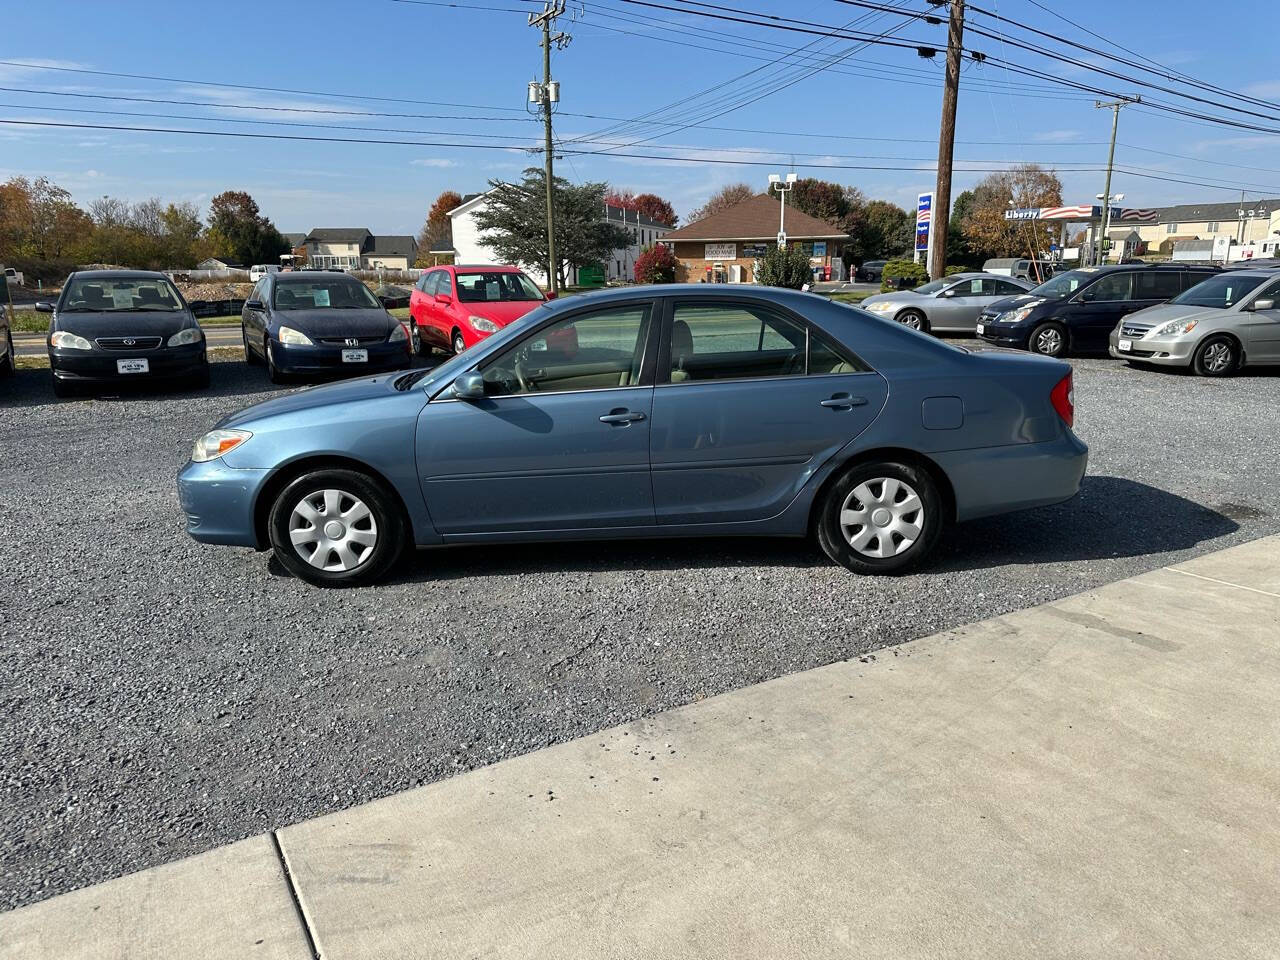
top-left (1039, 205), bottom-right (1095, 220)
top-left (917, 209), bottom-right (931, 223)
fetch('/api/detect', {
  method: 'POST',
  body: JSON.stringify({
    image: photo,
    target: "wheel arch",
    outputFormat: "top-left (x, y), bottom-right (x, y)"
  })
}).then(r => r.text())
top-left (806, 446), bottom-right (957, 535)
top-left (1195, 329), bottom-right (1246, 362)
top-left (252, 454), bottom-right (414, 550)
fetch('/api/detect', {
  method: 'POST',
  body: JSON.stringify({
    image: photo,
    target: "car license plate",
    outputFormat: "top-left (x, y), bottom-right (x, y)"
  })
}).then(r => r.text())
top-left (1118, 338), bottom-right (1132, 352)
top-left (116, 358), bottom-right (149, 374)
top-left (341, 348), bottom-right (368, 363)
top-left (975, 323), bottom-right (984, 335)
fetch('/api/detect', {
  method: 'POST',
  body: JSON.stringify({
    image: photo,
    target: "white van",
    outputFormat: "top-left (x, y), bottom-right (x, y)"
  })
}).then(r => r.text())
top-left (249, 264), bottom-right (280, 282)
top-left (982, 258), bottom-right (1055, 282)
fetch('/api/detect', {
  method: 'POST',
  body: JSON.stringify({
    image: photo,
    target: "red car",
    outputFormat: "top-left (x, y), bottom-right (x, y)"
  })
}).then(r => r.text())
top-left (408, 264), bottom-right (548, 356)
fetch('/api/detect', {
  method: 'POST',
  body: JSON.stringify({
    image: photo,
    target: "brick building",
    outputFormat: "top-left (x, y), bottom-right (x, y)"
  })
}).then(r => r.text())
top-left (661, 194), bottom-right (848, 284)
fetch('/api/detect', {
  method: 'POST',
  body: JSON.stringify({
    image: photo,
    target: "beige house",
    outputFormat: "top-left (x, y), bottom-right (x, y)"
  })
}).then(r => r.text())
top-left (301, 229), bottom-right (419, 271)
top-left (1129, 199), bottom-right (1280, 253)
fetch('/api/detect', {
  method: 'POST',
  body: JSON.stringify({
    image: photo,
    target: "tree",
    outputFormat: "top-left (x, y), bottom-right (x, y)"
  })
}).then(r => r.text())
top-left (472, 168), bottom-right (629, 289)
top-left (686, 182), bottom-right (755, 224)
top-left (784, 178), bottom-right (852, 227)
top-left (415, 190), bottom-right (463, 265)
top-left (755, 244), bottom-right (812, 289)
top-left (851, 200), bottom-right (913, 261)
top-left (961, 164), bottom-right (1064, 258)
top-left (605, 188), bottom-right (678, 227)
top-left (207, 190), bottom-right (288, 266)
top-left (634, 243), bottom-right (678, 283)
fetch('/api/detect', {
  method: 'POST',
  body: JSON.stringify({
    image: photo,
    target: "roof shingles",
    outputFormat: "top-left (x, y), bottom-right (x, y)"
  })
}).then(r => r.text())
top-left (664, 194), bottom-right (847, 242)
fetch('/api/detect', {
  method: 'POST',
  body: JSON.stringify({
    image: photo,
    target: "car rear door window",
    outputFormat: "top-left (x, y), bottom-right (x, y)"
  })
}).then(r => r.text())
top-left (480, 303), bottom-right (652, 396)
top-left (988, 278), bottom-right (1026, 295)
top-left (669, 302), bottom-right (808, 383)
top-left (1182, 270), bottom-right (1217, 291)
top-left (1133, 270), bottom-right (1182, 300)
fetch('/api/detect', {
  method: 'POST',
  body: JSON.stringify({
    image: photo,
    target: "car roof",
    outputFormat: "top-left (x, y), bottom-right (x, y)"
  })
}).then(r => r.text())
top-left (446, 264), bottom-right (523, 272)
top-left (69, 269), bottom-right (170, 280)
top-left (1075, 263), bottom-right (1194, 273)
top-left (274, 271), bottom-right (363, 283)
top-left (1214, 267), bottom-right (1280, 279)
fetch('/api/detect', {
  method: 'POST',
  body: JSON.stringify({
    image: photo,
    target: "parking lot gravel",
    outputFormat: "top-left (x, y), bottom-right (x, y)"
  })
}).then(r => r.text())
top-left (2, 348), bottom-right (1278, 911)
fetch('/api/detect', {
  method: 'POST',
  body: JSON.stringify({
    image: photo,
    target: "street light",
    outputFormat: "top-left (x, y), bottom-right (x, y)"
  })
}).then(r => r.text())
top-left (769, 172), bottom-right (797, 247)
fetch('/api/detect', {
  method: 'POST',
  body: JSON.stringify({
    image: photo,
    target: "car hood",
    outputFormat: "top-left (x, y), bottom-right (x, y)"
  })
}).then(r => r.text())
top-left (1122, 302), bottom-right (1226, 326)
top-left (53, 310), bottom-right (194, 337)
top-left (458, 299), bottom-right (545, 325)
top-left (272, 308), bottom-right (396, 337)
top-left (982, 293), bottom-right (1050, 315)
top-left (216, 373), bottom-right (402, 429)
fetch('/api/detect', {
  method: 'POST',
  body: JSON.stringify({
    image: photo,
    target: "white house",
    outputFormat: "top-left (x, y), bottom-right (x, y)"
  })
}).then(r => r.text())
top-left (448, 189), bottom-right (673, 286)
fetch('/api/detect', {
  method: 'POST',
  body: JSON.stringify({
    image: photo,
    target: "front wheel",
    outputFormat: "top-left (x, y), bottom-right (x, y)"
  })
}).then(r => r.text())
top-left (896, 309), bottom-right (930, 334)
top-left (0, 328), bottom-right (14, 378)
top-left (815, 461), bottom-right (943, 575)
top-left (268, 469), bottom-right (407, 587)
top-left (452, 329), bottom-right (466, 355)
top-left (409, 319), bottom-right (425, 357)
top-left (1192, 335), bottom-right (1239, 377)
top-left (266, 339), bottom-right (289, 384)
top-left (1029, 321), bottom-right (1067, 357)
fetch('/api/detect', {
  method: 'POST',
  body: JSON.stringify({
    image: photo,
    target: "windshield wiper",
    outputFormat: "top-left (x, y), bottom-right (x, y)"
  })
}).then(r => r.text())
top-left (394, 370), bottom-right (431, 391)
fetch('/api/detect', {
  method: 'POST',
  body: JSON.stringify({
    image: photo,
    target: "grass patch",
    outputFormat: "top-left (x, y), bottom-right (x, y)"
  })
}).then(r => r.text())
top-left (388, 306), bottom-right (411, 319)
top-left (198, 315), bottom-right (241, 326)
top-left (828, 290), bottom-right (876, 304)
top-left (10, 312), bottom-right (49, 333)
top-left (16, 355), bottom-right (49, 370)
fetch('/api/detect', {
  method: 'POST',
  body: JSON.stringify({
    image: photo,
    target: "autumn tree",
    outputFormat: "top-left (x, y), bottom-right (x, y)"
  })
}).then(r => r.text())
top-left (960, 164), bottom-right (1064, 257)
top-left (783, 178), bottom-right (855, 227)
top-left (686, 182), bottom-right (755, 224)
top-left (416, 189), bottom-right (463, 265)
top-left (207, 190), bottom-right (288, 266)
top-left (634, 243), bottom-right (679, 283)
top-left (605, 188), bottom-right (678, 227)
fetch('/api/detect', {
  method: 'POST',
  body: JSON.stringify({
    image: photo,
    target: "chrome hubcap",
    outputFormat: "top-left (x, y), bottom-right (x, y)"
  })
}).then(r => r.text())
top-left (839, 478), bottom-right (924, 559)
top-left (1036, 329), bottom-right (1062, 354)
top-left (288, 489), bottom-right (378, 571)
top-left (454, 335), bottom-right (465, 354)
top-left (1204, 341), bottom-right (1231, 372)
top-left (901, 314), bottom-right (922, 329)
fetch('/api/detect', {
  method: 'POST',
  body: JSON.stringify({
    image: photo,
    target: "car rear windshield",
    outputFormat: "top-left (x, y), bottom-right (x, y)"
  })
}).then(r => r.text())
top-left (273, 280), bottom-right (380, 310)
top-left (1027, 269), bottom-right (1092, 299)
top-left (455, 271), bottom-right (542, 302)
top-left (61, 277), bottom-right (184, 312)
top-left (1171, 274), bottom-right (1266, 309)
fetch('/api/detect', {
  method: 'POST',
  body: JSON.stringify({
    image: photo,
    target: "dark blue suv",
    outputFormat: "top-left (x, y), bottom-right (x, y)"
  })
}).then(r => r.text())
top-left (976, 263), bottom-right (1220, 357)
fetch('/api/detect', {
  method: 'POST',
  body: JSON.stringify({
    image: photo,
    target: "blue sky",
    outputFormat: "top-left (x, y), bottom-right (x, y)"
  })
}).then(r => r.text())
top-left (2, 0), bottom-right (1277, 234)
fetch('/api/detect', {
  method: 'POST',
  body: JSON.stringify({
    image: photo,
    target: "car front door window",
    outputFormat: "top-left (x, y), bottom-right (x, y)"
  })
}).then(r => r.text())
top-left (1081, 273), bottom-right (1133, 302)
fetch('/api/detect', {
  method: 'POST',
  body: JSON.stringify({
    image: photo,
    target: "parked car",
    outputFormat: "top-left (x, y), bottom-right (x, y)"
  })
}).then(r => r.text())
top-left (249, 264), bottom-right (280, 283)
top-left (982, 258), bottom-right (1058, 282)
top-left (860, 272), bottom-right (1034, 334)
top-left (408, 264), bottom-right (548, 357)
top-left (241, 272), bottom-right (412, 383)
top-left (3, 266), bottom-right (24, 287)
top-left (40, 270), bottom-right (208, 398)
top-left (0, 275), bottom-right (13, 379)
top-left (976, 263), bottom-right (1220, 357)
top-left (179, 285), bottom-right (1086, 587)
top-left (1108, 269), bottom-right (1280, 376)
top-left (856, 260), bottom-right (886, 283)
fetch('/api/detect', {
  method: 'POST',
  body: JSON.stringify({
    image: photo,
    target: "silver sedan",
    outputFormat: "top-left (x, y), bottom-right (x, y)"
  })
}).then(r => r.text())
top-left (861, 272), bottom-right (1034, 335)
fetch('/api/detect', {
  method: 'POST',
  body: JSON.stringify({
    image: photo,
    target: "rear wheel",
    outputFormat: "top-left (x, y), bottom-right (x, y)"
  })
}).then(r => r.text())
top-left (0, 328), bottom-right (14, 377)
top-left (268, 468), bottom-right (407, 587)
top-left (452, 329), bottom-right (466, 355)
top-left (1192, 335), bottom-right (1239, 377)
top-left (1029, 321), bottom-right (1067, 357)
top-left (816, 460), bottom-right (943, 575)
top-left (896, 309), bottom-right (930, 334)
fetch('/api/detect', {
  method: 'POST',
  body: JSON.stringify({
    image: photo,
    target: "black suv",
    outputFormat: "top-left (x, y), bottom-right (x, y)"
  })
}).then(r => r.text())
top-left (976, 263), bottom-right (1220, 357)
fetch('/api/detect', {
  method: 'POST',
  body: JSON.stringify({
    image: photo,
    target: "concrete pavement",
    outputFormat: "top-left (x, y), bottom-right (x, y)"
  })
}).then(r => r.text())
top-left (4, 535), bottom-right (1278, 958)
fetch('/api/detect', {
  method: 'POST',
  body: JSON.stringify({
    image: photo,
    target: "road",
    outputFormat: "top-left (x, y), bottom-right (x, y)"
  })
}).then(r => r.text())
top-left (13, 326), bottom-right (244, 358)
top-left (1, 350), bottom-right (1278, 912)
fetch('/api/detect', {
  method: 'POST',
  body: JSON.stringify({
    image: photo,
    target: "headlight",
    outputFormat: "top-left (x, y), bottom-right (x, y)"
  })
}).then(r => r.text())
top-left (865, 301), bottom-right (895, 313)
top-left (468, 315), bottom-right (500, 333)
top-left (277, 326), bottom-right (314, 345)
top-left (1152, 318), bottom-right (1198, 337)
top-left (167, 327), bottom-right (204, 347)
top-left (388, 322), bottom-right (408, 342)
top-left (50, 330), bottom-right (92, 350)
top-left (998, 307), bottom-right (1034, 323)
top-left (190, 428), bottom-right (252, 463)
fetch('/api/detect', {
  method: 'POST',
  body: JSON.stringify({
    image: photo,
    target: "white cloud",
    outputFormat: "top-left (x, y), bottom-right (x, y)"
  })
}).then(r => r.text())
top-left (411, 158), bottom-right (457, 168)
top-left (1242, 80), bottom-right (1280, 99)
top-left (1033, 129), bottom-right (1083, 143)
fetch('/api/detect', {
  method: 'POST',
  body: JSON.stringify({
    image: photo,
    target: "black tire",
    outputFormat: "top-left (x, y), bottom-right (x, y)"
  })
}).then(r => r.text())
top-left (896, 309), bottom-right (930, 334)
top-left (266, 338), bottom-right (289, 384)
top-left (815, 460), bottom-right (944, 575)
top-left (0, 328), bottom-right (14, 378)
top-left (1029, 321), bottom-right (1067, 357)
top-left (410, 320), bottom-right (427, 357)
top-left (194, 361), bottom-right (211, 390)
top-left (51, 373), bottom-right (76, 398)
top-left (243, 325), bottom-right (263, 365)
top-left (1192, 334), bottom-right (1239, 377)
top-left (267, 468), bottom-right (407, 587)
top-left (452, 329), bottom-right (466, 355)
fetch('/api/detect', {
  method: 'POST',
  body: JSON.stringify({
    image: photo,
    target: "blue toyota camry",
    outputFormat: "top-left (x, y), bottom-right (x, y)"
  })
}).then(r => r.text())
top-left (179, 285), bottom-right (1087, 587)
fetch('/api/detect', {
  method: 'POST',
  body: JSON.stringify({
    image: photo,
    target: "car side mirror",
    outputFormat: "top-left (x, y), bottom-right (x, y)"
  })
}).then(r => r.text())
top-left (436, 293), bottom-right (453, 306)
top-left (1252, 298), bottom-right (1275, 311)
top-left (940, 289), bottom-right (955, 298)
top-left (245, 299), bottom-right (264, 310)
top-left (35, 301), bottom-right (54, 313)
top-left (451, 371), bottom-right (486, 399)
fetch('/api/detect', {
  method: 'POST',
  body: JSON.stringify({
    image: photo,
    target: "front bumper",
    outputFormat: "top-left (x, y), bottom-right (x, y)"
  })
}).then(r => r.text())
top-left (178, 458), bottom-right (270, 547)
top-left (50, 344), bottom-right (207, 382)
top-left (271, 339), bottom-right (410, 375)
top-left (1108, 329), bottom-right (1195, 366)
top-left (935, 429), bottom-right (1089, 523)
top-left (976, 322), bottom-right (1030, 349)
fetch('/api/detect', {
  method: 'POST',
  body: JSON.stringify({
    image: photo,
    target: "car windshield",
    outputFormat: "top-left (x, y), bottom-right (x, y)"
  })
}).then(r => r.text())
top-left (914, 279), bottom-right (950, 295)
top-left (1171, 274), bottom-right (1266, 309)
top-left (60, 277), bottom-right (183, 312)
top-left (273, 280), bottom-right (380, 310)
top-left (455, 271), bottom-right (542, 303)
top-left (1028, 269), bottom-right (1091, 299)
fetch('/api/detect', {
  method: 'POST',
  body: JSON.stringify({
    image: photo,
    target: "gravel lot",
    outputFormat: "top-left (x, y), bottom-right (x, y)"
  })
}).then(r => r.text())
top-left (2, 347), bottom-right (1278, 911)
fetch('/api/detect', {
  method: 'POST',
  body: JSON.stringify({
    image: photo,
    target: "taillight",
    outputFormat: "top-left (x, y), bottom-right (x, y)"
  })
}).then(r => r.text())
top-left (1050, 371), bottom-right (1074, 428)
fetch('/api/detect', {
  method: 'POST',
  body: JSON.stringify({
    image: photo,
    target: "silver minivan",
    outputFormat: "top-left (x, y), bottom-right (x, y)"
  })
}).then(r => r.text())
top-left (1108, 269), bottom-right (1280, 376)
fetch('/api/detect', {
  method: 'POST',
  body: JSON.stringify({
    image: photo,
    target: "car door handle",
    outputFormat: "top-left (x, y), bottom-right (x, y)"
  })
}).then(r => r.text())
top-left (599, 410), bottom-right (646, 424)
top-left (821, 395), bottom-right (867, 408)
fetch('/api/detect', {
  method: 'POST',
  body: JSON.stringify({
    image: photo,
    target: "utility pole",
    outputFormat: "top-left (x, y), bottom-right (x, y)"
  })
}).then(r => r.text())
top-left (1094, 96), bottom-right (1138, 265)
top-left (528, 1), bottom-right (568, 293)
top-left (930, 0), bottom-right (964, 280)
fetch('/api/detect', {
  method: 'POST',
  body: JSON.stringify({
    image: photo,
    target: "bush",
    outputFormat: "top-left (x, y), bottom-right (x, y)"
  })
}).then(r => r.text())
top-left (755, 244), bottom-right (812, 289)
top-left (880, 258), bottom-right (928, 292)
top-left (945, 264), bottom-right (969, 276)
top-left (634, 244), bottom-right (679, 284)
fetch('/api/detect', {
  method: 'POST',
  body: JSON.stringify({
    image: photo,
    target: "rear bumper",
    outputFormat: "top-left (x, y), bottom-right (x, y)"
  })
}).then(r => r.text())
top-left (272, 339), bottom-right (410, 375)
top-left (936, 430), bottom-right (1088, 523)
top-left (178, 458), bottom-right (270, 547)
top-left (1108, 330), bottom-right (1194, 366)
top-left (50, 345), bottom-right (207, 381)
